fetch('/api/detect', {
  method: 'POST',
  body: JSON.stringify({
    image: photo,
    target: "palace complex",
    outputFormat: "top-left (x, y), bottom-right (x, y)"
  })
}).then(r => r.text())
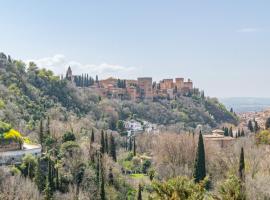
top-left (65, 66), bottom-right (194, 101)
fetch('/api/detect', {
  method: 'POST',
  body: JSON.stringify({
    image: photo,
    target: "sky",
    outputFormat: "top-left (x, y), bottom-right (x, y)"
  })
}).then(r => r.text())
top-left (0, 0), bottom-right (270, 98)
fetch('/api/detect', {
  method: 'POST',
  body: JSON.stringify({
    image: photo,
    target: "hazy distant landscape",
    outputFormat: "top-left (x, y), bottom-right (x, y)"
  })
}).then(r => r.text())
top-left (220, 97), bottom-right (270, 113)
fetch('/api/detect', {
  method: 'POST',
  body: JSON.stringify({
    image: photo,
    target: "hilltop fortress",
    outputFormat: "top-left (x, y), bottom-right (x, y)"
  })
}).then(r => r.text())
top-left (65, 66), bottom-right (194, 101)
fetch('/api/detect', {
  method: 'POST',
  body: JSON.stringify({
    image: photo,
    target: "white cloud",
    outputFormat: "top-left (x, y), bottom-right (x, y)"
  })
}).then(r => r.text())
top-left (25, 54), bottom-right (137, 79)
top-left (237, 28), bottom-right (260, 33)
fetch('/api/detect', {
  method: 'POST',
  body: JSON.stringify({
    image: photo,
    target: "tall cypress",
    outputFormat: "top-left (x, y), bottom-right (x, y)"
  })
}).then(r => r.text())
top-left (109, 134), bottom-right (117, 162)
top-left (46, 116), bottom-right (50, 136)
top-left (105, 133), bottom-right (109, 154)
top-left (248, 120), bottom-right (254, 132)
top-left (239, 147), bottom-right (245, 182)
top-left (39, 120), bottom-right (44, 145)
top-left (100, 157), bottom-right (106, 200)
top-left (133, 137), bottom-right (136, 156)
top-left (229, 127), bottom-right (233, 137)
top-left (34, 158), bottom-right (45, 192)
top-left (91, 129), bottom-right (95, 143)
top-left (129, 137), bottom-right (133, 151)
top-left (137, 184), bottom-right (142, 200)
top-left (193, 132), bottom-right (206, 183)
top-left (100, 130), bottom-right (105, 154)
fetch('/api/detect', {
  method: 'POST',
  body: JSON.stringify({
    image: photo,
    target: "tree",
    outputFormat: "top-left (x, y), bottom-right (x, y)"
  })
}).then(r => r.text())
top-left (44, 175), bottom-right (53, 200)
top-left (133, 136), bottom-right (136, 156)
top-left (117, 120), bottom-right (125, 133)
top-left (109, 134), bottom-right (117, 162)
top-left (44, 160), bottom-right (53, 200)
top-left (241, 129), bottom-right (245, 137)
top-left (230, 108), bottom-right (234, 113)
top-left (62, 131), bottom-right (76, 143)
top-left (105, 132), bottom-right (109, 154)
top-left (108, 167), bottom-right (114, 185)
top-left (229, 127), bottom-right (233, 137)
top-left (20, 154), bottom-right (37, 179)
top-left (137, 184), bottom-right (142, 200)
top-left (248, 120), bottom-right (253, 132)
top-left (224, 127), bottom-right (229, 137)
top-left (129, 137), bottom-right (133, 151)
top-left (100, 130), bottom-right (105, 154)
top-left (39, 119), bottom-right (44, 146)
top-left (34, 158), bottom-right (45, 192)
top-left (218, 175), bottom-right (246, 200)
top-left (254, 120), bottom-right (260, 133)
top-left (46, 116), bottom-right (50, 135)
top-left (151, 176), bottom-right (208, 200)
top-left (265, 117), bottom-right (270, 130)
top-left (193, 132), bottom-right (206, 183)
top-left (100, 158), bottom-right (106, 200)
top-left (91, 129), bottom-right (95, 143)
top-left (239, 147), bottom-right (245, 182)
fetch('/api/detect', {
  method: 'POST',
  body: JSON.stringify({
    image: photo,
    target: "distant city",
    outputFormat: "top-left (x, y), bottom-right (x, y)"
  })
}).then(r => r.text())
top-left (65, 66), bottom-right (195, 101)
top-left (220, 97), bottom-right (270, 113)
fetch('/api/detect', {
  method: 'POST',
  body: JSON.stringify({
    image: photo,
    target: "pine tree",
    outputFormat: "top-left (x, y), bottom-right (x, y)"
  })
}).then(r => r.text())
top-left (100, 130), bottom-right (105, 154)
top-left (133, 137), bottom-right (136, 156)
top-left (91, 129), bottom-right (95, 143)
top-left (193, 132), bottom-right (206, 183)
top-left (137, 184), bottom-right (142, 200)
top-left (34, 158), bottom-right (45, 192)
top-left (239, 147), bottom-right (245, 182)
top-left (109, 134), bottom-right (117, 162)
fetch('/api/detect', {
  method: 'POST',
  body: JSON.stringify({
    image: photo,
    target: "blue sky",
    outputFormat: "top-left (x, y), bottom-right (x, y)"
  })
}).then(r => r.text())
top-left (1, 1), bottom-right (270, 97)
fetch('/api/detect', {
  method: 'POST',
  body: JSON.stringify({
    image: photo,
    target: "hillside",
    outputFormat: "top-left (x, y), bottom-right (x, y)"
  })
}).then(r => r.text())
top-left (0, 53), bottom-right (237, 135)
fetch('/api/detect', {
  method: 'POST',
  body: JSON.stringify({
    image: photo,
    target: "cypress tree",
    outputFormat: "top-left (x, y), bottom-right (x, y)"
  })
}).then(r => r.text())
top-left (248, 120), bottom-right (254, 132)
top-left (34, 158), bottom-right (45, 192)
top-left (229, 127), bottom-right (233, 137)
top-left (96, 153), bottom-right (100, 184)
top-left (100, 157), bottom-right (106, 200)
top-left (254, 120), bottom-right (260, 133)
top-left (129, 137), bottom-right (133, 151)
top-left (108, 167), bottom-right (114, 185)
top-left (100, 130), bottom-right (105, 154)
top-left (137, 184), bottom-right (142, 200)
top-left (44, 160), bottom-right (53, 200)
top-left (91, 129), bottom-right (95, 143)
top-left (193, 132), bottom-right (206, 183)
top-left (241, 129), bottom-right (245, 137)
top-left (266, 118), bottom-right (270, 130)
top-left (109, 134), bottom-right (117, 162)
top-left (133, 137), bottom-right (136, 156)
top-left (39, 120), bottom-right (44, 145)
top-left (105, 133), bottom-right (109, 154)
top-left (239, 147), bottom-right (245, 182)
top-left (46, 116), bottom-right (50, 136)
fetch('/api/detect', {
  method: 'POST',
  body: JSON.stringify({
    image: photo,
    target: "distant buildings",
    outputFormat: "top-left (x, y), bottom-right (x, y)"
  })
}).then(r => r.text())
top-left (204, 129), bottom-right (235, 148)
top-left (64, 66), bottom-right (194, 101)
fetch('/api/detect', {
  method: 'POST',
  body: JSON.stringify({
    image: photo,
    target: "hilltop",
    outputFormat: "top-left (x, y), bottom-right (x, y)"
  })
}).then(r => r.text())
top-left (0, 53), bottom-right (238, 134)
